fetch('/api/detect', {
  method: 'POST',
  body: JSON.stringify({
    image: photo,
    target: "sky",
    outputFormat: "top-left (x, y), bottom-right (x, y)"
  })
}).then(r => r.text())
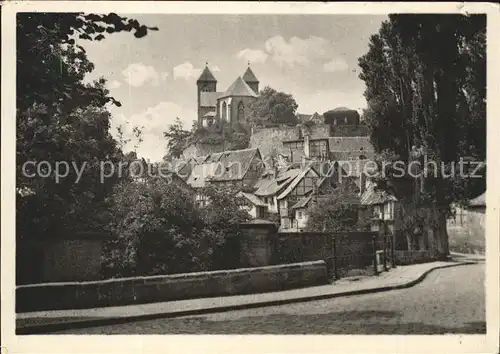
top-left (79, 14), bottom-right (387, 162)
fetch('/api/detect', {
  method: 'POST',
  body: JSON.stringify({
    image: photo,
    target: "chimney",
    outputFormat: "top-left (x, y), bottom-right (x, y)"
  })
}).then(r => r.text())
top-left (301, 155), bottom-right (307, 169)
top-left (304, 134), bottom-right (310, 159)
top-left (359, 172), bottom-right (367, 196)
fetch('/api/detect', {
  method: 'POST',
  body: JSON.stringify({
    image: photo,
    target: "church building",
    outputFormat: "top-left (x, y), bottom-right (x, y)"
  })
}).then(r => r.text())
top-left (197, 64), bottom-right (260, 126)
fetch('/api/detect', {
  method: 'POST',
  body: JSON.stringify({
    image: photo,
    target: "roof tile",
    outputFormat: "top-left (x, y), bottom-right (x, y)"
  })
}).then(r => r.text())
top-left (197, 66), bottom-right (217, 82)
top-left (242, 67), bottom-right (259, 83)
top-left (219, 76), bottom-right (258, 99)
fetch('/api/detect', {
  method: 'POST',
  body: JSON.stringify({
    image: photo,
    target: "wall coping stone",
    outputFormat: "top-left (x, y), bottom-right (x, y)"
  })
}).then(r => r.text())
top-left (17, 261), bottom-right (326, 289)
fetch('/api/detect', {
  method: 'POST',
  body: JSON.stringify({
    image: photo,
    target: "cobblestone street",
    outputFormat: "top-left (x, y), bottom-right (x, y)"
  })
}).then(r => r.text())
top-left (56, 263), bottom-right (485, 335)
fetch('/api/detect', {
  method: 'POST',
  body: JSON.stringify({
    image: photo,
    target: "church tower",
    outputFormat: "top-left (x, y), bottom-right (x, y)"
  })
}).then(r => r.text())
top-left (242, 64), bottom-right (259, 94)
top-left (197, 64), bottom-right (217, 124)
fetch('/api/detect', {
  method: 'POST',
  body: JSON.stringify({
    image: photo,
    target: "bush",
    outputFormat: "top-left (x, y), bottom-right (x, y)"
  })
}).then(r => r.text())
top-left (102, 178), bottom-right (252, 278)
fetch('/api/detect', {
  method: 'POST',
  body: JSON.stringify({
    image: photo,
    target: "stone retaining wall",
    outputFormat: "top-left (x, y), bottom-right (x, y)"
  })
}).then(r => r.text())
top-left (16, 261), bottom-right (327, 312)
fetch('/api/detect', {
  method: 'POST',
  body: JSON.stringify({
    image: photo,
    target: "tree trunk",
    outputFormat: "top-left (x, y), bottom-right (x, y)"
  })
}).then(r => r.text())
top-left (424, 206), bottom-right (449, 260)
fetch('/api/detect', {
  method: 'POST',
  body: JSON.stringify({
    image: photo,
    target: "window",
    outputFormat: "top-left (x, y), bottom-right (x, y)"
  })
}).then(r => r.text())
top-left (222, 102), bottom-right (227, 121)
top-left (237, 102), bottom-right (245, 122)
top-left (309, 140), bottom-right (328, 158)
top-left (298, 211), bottom-right (303, 219)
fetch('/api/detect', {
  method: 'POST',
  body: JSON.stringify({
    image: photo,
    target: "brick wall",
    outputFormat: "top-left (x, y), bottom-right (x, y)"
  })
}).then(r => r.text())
top-left (249, 124), bottom-right (332, 160)
top-left (182, 142), bottom-right (225, 159)
top-left (249, 125), bottom-right (299, 159)
top-left (42, 239), bottom-right (103, 282)
top-left (330, 124), bottom-right (370, 137)
top-left (17, 234), bottom-right (107, 285)
top-left (16, 261), bottom-right (328, 312)
top-left (273, 231), bottom-right (377, 277)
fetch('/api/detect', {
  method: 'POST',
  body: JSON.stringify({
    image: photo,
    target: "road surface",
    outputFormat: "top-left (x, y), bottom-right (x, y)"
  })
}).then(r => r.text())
top-left (56, 263), bottom-right (485, 334)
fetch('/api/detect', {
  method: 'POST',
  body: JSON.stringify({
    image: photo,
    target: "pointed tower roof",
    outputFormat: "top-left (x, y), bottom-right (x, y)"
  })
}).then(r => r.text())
top-left (197, 64), bottom-right (217, 83)
top-left (242, 66), bottom-right (259, 83)
top-left (219, 76), bottom-right (258, 99)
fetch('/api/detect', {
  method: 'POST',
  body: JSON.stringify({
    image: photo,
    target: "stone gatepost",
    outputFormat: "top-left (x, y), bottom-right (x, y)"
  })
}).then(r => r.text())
top-left (239, 220), bottom-right (278, 267)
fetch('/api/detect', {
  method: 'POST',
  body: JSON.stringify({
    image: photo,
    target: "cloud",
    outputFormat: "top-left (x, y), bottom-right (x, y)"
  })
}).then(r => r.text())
top-left (111, 101), bottom-right (196, 162)
top-left (324, 58), bottom-right (349, 72)
top-left (212, 65), bottom-right (221, 72)
top-left (236, 49), bottom-right (268, 64)
top-left (122, 63), bottom-right (168, 87)
top-left (108, 80), bottom-right (122, 89)
top-left (264, 35), bottom-right (331, 67)
top-left (173, 61), bottom-right (202, 80)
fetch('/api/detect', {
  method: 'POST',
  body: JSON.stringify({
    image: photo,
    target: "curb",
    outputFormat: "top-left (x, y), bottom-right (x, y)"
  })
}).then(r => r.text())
top-left (16, 261), bottom-right (477, 334)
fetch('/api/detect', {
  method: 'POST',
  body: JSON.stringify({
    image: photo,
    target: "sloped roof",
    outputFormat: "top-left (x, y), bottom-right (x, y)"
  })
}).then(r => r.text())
top-left (219, 76), bottom-right (258, 99)
top-left (202, 111), bottom-right (216, 118)
top-left (360, 184), bottom-right (397, 206)
top-left (310, 112), bottom-right (324, 123)
top-left (238, 192), bottom-right (267, 207)
top-left (242, 67), bottom-right (259, 83)
top-left (291, 196), bottom-right (313, 209)
top-left (169, 158), bottom-right (193, 181)
top-left (186, 163), bottom-right (216, 188)
top-left (200, 92), bottom-right (222, 107)
top-left (206, 148), bottom-right (262, 182)
top-left (253, 177), bottom-right (275, 195)
top-left (330, 107), bottom-right (353, 112)
top-left (277, 166), bottom-right (319, 200)
top-left (197, 66), bottom-right (217, 83)
top-left (469, 192), bottom-right (486, 207)
top-left (297, 114), bottom-right (312, 123)
top-left (254, 168), bottom-right (301, 197)
top-left (193, 155), bottom-right (210, 164)
top-left (276, 167), bottom-right (301, 183)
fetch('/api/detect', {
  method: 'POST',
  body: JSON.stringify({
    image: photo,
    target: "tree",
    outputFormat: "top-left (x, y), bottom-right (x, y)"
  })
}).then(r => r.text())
top-left (163, 118), bottom-right (192, 159)
top-left (103, 177), bottom-right (205, 277)
top-left (17, 12), bottom-right (158, 112)
top-left (197, 184), bottom-right (252, 269)
top-left (102, 180), bottom-right (252, 277)
top-left (247, 86), bottom-right (299, 126)
top-left (306, 189), bottom-right (368, 232)
top-left (323, 109), bottom-right (360, 126)
top-left (16, 13), bottom-right (157, 283)
top-left (358, 14), bottom-right (486, 258)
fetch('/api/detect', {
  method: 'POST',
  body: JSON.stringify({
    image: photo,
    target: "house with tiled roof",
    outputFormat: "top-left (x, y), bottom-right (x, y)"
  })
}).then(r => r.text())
top-left (187, 147), bottom-right (264, 189)
top-left (254, 167), bottom-right (302, 215)
top-left (282, 161), bottom-right (360, 231)
top-left (359, 181), bottom-right (399, 234)
top-left (447, 190), bottom-right (486, 255)
top-left (185, 148), bottom-right (265, 207)
top-left (238, 191), bottom-right (268, 219)
top-left (197, 64), bottom-right (260, 127)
